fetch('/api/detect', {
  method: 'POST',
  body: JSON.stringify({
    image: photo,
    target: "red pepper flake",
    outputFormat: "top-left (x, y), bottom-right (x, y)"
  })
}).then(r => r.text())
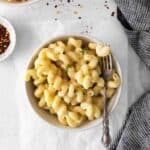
top-left (104, 4), bottom-right (109, 9)
top-left (54, 5), bottom-right (58, 8)
top-left (80, 25), bottom-right (93, 34)
top-left (56, 10), bottom-right (60, 14)
top-left (0, 24), bottom-right (10, 55)
top-left (73, 11), bottom-right (78, 15)
top-left (77, 3), bottom-right (83, 8)
top-left (111, 11), bottom-right (115, 16)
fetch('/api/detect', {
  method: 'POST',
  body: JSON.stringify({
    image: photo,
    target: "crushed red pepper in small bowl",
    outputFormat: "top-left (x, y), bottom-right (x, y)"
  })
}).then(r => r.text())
top-left (0, 24), bottom-right (10, 55)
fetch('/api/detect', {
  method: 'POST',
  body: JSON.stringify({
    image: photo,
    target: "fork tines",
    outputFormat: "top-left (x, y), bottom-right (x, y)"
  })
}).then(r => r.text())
top-left (101, 54), bottom-right (112, 71)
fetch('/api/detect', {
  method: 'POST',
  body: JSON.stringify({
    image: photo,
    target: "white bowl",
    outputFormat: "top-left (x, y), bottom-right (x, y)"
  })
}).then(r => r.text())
top-left (25, 35), bottom-right (122, 131)
top-left (0, 16), bottom-right (16, 62)
top-left (0, 0), bottom-right (40, 6)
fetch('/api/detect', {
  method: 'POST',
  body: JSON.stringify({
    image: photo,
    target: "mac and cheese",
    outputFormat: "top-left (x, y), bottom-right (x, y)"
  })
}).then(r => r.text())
top-left (25, 37), bottom-right (121, 127)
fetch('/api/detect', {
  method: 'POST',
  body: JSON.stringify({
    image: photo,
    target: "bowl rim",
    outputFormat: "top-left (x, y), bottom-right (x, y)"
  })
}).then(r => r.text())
top-left (24, 34), bottom-right (123, 132)
top-left (0, 0), bottom-right (40, 6)
top-left (0, 16), bottom-right (16, 62)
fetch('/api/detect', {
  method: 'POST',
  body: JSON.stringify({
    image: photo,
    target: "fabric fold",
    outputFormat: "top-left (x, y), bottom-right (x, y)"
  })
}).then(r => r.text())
top-left (115, 0), bottom-right (150, 31)
top-left (109, 91), bottom-right (150, 150)
top-left (109, 0), bottom-right (150, 149)
top-left (125, 30), bottom-right (150, 69)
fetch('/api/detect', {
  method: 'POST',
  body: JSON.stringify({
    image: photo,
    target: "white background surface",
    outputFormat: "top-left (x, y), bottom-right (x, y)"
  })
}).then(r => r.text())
top-left (0, 0), bottom-right (150, 150)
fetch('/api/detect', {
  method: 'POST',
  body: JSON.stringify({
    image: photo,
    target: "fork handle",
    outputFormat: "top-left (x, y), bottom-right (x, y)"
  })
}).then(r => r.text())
top-left (101, 87), bottom-right (111, 147)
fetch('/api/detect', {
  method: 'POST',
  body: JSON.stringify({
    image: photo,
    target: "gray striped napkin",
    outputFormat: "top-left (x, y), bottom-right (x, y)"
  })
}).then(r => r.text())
top-left (109, 0), bottom-right (150, 149)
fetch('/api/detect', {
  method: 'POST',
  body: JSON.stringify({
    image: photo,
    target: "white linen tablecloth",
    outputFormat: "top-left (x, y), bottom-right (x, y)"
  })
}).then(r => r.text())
top-left (0, 0), bottom-right (150, 150)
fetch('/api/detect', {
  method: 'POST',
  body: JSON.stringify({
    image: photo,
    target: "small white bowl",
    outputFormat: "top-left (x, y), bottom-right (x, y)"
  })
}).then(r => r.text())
top-left (0, 16), bottom-right (16, 62)
top-left (0, 0), bottom-right (40, 6)
top-left (25, 35), bottom-right (122, 131)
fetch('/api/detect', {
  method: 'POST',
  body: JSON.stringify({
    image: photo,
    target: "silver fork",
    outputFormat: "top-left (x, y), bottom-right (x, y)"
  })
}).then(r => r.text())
top-left (101, 54), bottom-right (113, 147)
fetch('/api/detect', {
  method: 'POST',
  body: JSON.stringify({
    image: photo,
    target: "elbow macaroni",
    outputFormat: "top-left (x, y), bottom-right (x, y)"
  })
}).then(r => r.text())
top-left (25, 37), bottom-right (121, 128)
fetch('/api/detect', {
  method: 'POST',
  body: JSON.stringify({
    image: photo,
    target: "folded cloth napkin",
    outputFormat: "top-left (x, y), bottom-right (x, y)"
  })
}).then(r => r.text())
top-left (109, 0), bottom-right (150, 149)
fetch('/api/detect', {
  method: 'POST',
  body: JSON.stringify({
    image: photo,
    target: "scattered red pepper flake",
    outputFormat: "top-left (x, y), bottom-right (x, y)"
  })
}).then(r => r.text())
top-left (74, 11), bottom-right (78, 15)
top-left (111, 11), bottom-right (115, 16)
top-left (54, 5), bottom-right (58, 8)
top-left (0, 24), bottom-right (10, 55)
top-left (56, 10), bottom-right (60, 14)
